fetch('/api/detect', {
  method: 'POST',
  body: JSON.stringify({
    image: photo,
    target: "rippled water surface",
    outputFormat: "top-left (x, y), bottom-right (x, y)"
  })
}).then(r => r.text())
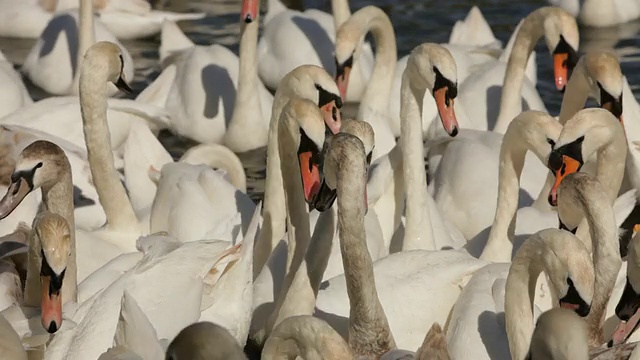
top-left (2, 0), bottom-right (640, 200)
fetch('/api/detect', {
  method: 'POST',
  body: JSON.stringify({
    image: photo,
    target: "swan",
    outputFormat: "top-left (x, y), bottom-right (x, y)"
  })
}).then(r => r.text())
top-left (140, 0), bottom-right (272, 152)
top-left (0, 311), bottom-right (26, 360)
top-left (528, 308), bottom-right (589, 360)
top-left (445, 171), bottom-right (613, 360)
top-left (250, 98), bottom-right (338, 345)
top-left (364, 43), bottom-right (463, 250)
top-left (549, 0), bottom-right (640, 27)
top-left (430, 50), bottom-right (623, 242)
top-left (456, 6), bottom-right (578, 132)
top-left (252, 64), bottom-right (342, 277)
top-left (0, 0), bottom-right (204, 40)
top-left (22, 0), bottom-right (135, 96)
top-left (257, 0), bottom-right (373, 103)
top-left (165, 321), bottom-right (247, 360)
top-left (333, 5), bottom-right (397, 161)
top-left (505, 228), bottom-right (594, 360)
top-left (0, 50), bottom-right (32, 118)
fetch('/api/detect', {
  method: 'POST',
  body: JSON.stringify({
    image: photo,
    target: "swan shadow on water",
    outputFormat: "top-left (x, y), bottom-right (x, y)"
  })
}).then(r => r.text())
top-left (486, 85), bottom-right (531, 131)
top-left (291, 16), bottom-right (335, 73)
top-left (201, 64), bottom-right (235, 125)
top-left (37, 13), bottom-right (79, 79)
top-left (478, 310), bottom-right (510, 360)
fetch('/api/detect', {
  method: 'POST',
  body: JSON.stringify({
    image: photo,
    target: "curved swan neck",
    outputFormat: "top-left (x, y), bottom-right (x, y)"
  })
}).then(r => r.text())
top-left (494, 8), bottom-right (552, 132)
top-left (558, 61), bottom-right (591, 124)
top-left (262, 316), bottom-right (352, 360)
top-left (24, 229), bottom-right (42, 307)
top-left (79, 58), bottom-right (138, 231)
top-left (71, 0), bottom-right (96, 95)
top-left (349, 6), bottom-right (397, 116)
top-left (560, 175), bottom-right (621, 345)
top-left (481, 112), bottom-right (560, 262)
top-left (332, 0), bottom-right (351, 29)
top-left (335, 137), bottom-right (396, 356)
top-left (400, 68), bottom-right (435, 250)
top-left (41, 166), bottom-right (77, 303)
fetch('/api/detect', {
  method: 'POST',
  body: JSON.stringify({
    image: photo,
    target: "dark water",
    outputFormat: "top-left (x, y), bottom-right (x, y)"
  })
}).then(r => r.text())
top-left (2, 0), bottom-right (640, 200)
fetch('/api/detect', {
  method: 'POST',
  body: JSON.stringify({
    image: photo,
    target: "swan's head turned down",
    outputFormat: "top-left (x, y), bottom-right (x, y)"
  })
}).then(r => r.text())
top-left (165, 321), bottom-right (247, 360)
top-left (407, 43), bottom-right (459, 137)
top-left (581, 52), bottom-right (624, 124)
top-left (526, 308), bottom-right (589, 360)
top-left (281, 98), bottom-right (337, 211)
top-left (546, 108), bottom-right (619, 206)
top-left (611, 232), bottom-right (640, 346)
top-left (541, 7), bottom-right (579, 91)
top-left (0, 140), bottom-right (69, 219)
top-left (340, 119), bottom-right (375, 163)
top-left (33, 211), bottom-right (71, 334)
top-left (240, 0), bottom-right (258, 23)
top-left (281, 65), bottom-right (343, 135)
top-left (541, 231), bottom-right (594, 317)
top-left (323, 132), bottom-right (369, 212)
top-left (81, 41), bottom-right (132, 93)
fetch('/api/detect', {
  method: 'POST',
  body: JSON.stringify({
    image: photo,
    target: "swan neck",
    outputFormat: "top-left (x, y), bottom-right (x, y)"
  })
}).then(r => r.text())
top-left (337, 145), bottom-right (396, 356)
top-left (79, 64), bottom-right (138, 232)
top-left (505, 237), bottom-right (545, 360)
top-left (41, 170), bottom-right (77, 303)
top-left (596, 139), bottom-right (627, 203)
top-left (357, 8), bottom-right (397, 116)
top-left (481, 131), bottom-right (527, 261)
top-left (24, 231), bottom-right (42, 307)
top-left (400, 71), bottom-right (435, 250)
top-left (72, 0), bottom-right (95, 95)
top-left (332, 0), bottom-right (351, 29)
top-left (253, 94), bottom-right (289, 277)
top-left (558, 63), bottom-right (590, 124)
top-left (494, 12), bottom-right (546, 132)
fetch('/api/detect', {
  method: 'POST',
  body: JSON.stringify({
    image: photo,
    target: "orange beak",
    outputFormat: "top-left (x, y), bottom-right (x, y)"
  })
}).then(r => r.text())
top-left (336, 65), bottom-right (351, 101)
top-left (549, 155), bottom-right (582, 206)
top-left (553, 53), bottom-right (569, 91)
top-left (298, 151), bottom-right (322, 203)
top-left (434, 87), bottom-right (459, 137)
top-left (40, 275), bottom-right (62, 333)
top-left (241, 0), bottom-right (259, 22)
top-left (320, 101), bottom-right (342, 134)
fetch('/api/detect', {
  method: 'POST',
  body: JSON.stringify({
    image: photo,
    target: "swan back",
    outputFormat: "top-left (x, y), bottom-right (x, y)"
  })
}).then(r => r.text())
top-left (528, 308), bottom-right (588, 360)
top-left (165, 321), bottom-right (247, 360)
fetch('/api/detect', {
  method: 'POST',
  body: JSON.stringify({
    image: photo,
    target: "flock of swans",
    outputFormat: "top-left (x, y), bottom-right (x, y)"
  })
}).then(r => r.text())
top-left (3, 0), bottom-right (640, 358)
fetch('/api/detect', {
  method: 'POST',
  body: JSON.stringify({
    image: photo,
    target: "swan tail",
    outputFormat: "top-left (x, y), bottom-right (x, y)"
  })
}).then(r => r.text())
top-left (160, 20), bottom-right (195, 63)
top-left (114, 290), bottom-right (165, 359)
top-left (448, 6), bottom-right (498, 48)
top-left (263, 0), bottom-right (288, 24)
top-left (135, 64), bottom-right (177, 108)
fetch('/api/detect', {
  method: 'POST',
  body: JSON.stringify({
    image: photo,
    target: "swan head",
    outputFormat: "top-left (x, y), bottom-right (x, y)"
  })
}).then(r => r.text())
top-left (280, 98), bottom-right (337, 211)
top-left (611, 233), bottom-right (640, 346)
top-left (279, 65), bottom-right (343, 135)
top-left (81, 41), bottom-right (132, 93)
top-left (527, 308), bottom-right (589, 360)
top-left (546, 108), bottom-right (620, 206)
top-left (541, 7), bottom-right (579, 91)
top-left (340, 119), bottom-right (374, 207)
top-left (406, 43), bottom-right (459, 137)
top-left (579, 52), bottom-right (624, 125)
top-left (0, 141), bottom-right (70, 219)
top-left (240, 0), bottom-right (259, 23)
top-left (33, 211), bottom-right (71, 334)
top-left (165, 321), bottom-right (246, 360)
top-left (540, 232), bottom-right (594, 316)
top-left (323, 132), bottom-right (369, 213)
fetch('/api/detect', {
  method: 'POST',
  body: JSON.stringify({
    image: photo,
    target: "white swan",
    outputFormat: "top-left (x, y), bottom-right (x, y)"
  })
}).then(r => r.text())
top-left (528, 308), bottom-right (589, 360)
top-left (257, 0), bottom-right (373, 103)
top-left (334, 5), bottom-right (397, 161)
top-left (549, 0), bottom-right (640, 27)
top-left (0, 0), bottom-right (204, 39)
top-left (141, 0), bottom-right (272, 152)
top-left (0, 50), bottom-right (32, 118)
top-left (22, 0), bottom-right (135, 96)
top-left (165, 321), bottom-right (247, 360)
